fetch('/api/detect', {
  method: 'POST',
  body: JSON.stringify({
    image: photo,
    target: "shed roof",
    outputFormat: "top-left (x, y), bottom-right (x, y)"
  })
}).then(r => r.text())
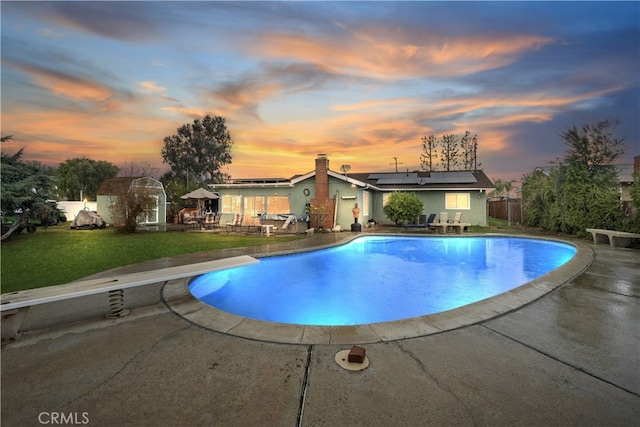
top-left (97, 177), bottom-right (140, 195)
top-left (97, 177), bottom-right (163, 195)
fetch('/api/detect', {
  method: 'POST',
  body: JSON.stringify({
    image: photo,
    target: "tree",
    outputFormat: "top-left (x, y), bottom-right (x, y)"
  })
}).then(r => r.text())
top-left (631, 170), bottom-right (640, 212)
top-left (420, 135), bottom-right (438, 171)
top-left (561, 164), bottom-right (621, 234)
top-left (1, 146), bottom-right (57, 240)
top-left (118, 160), bottom-right (159, 179)
top-left (421, 131), bottom-right (479, 172)
top-left (383, 192), bottom-right (423, 225)
top-left (459, 131), bottom-right (481, 171)
top-left (308, 199), bottom-right (333, 230)
top-left (440, 134), bottom-right (459, 171)
top-left (562, 118), bottom-right (625, 178)
top-left (108, 178), bottom-right (163, 234)
top-left (160, 170), bottom-right (189, 219)
top-left (522, 118), bottom-right (629, 236)
top-left (56, 157), bottom-right (119, 201)
top-left (161, 115), bottom-right (233, 187)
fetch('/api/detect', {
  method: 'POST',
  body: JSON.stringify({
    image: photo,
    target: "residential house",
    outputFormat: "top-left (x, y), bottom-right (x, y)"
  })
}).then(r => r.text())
top-left (210, 154), bottom-right (494, 230)
top-left (96, 177), bottom-right (167, 225)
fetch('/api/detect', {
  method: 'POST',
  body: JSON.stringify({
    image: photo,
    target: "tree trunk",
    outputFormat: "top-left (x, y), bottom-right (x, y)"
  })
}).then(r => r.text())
top-left (1, 214), bottom-right (28, 241)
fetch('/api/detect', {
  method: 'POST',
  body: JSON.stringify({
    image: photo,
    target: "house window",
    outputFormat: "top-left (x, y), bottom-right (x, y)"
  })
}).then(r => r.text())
top-left (362, 191), bottom-right (370, 216)
top-left (267, 196), bottom-right (290, 214)
top-left (222, 195), bottom-right (243, 214)
top-left (445, 193), bottom-right (470, 210)
top-left (244, 196), bottom-right (266, 225)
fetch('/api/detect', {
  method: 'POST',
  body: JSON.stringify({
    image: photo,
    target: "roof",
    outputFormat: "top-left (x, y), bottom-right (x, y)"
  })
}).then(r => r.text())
top-left (97, 177), bottom-right (140, 195)
top-left (215, 169), bottom-right (494, 191)
top-left (97, 176), bottom-right (163, 195)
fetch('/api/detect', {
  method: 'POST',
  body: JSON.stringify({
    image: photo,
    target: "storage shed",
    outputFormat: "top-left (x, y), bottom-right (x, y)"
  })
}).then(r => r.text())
top-left (96, 177), bottom-right (167, 225)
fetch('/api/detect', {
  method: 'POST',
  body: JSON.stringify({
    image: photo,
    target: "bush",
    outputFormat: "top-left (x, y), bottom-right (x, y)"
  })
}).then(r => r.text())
top-left (383, 192), bottom-right (423, 225)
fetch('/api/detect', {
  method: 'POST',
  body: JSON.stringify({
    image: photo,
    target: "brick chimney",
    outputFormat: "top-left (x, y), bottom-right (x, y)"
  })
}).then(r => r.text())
top-left (315, 154), bottom-right (329, 200)
top-left (310, 154), bottom-right (335, 229)
top-left (634, 155), bottom-right (639, 173)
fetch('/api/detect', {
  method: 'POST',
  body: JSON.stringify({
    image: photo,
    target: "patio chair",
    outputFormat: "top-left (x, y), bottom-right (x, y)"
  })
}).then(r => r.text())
top-left (404, 213), bottom-right (436, 231)
top-left (226, 214), bottom-right (243, 232)
top-left (450, 212), bottom-right (462, 224)
top-left (275, 215), bottom-right (295, 233)
top-left (212, 212), bottom-right (221, 228)
top-left (430, 212), bottom-right (450, 234)
top-left (182, 213), bottom-right (199, 230)
top-left (203, 212), bottom-right (218, 229)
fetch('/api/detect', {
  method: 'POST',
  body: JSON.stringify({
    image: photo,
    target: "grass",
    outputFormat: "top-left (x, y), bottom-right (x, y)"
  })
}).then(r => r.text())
top-left (0, 223), bottom-right (304, 293)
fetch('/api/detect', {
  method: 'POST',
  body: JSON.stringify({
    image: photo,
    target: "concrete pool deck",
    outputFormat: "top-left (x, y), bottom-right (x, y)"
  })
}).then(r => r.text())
top-left (1, 233), bottom-right (639, 426)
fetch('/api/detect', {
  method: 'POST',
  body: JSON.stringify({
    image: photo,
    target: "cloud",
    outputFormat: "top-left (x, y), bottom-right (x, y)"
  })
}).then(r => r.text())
top-left (4, 60), bottom-right (113, 102)
top-left (137, 81), bottom-right (167, 96)
top-left (247, 27), bottom-right (554, 80)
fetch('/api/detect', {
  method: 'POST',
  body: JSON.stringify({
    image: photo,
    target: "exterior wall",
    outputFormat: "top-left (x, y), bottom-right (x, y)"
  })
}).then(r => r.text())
top-left (372, 190), bottom-right (488, 226)
top-left (215, 184), bottom-right (312, 227)
top-left (96, 195), bottom-right (114, 224)
top-left (96, 186), bottom-right (167, 225)
top-left (217, 185), bottom-right (488, 228)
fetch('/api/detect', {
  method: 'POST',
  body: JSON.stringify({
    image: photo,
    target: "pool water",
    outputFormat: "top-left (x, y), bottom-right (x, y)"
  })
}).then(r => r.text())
top-left (189, 236), bottom-right (577, 326)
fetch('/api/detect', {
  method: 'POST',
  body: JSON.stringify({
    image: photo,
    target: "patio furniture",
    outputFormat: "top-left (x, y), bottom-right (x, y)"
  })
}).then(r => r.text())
top-left (586, 228), bottom-right (640, 248)
top-left (226, 214), bottom-right (243, 232)
top-left (204, 212), bottom-right (221, 229)
top-left (404, 213), bottom-right (437, 230)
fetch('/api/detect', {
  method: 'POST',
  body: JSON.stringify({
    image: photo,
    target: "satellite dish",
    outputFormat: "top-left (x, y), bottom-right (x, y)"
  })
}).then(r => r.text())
top-left (340, 164), bottom-right (351, 173)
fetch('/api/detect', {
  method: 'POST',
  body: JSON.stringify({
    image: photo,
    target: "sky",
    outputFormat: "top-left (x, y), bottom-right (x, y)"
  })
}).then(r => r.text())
top-left (2, 1), bottom-right (639, 184)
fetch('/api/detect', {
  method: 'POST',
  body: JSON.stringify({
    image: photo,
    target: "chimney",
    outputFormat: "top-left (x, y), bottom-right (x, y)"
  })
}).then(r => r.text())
top-left (309, 154), bottom-right (335, 229)
top-left (634, 155), bottom-right (639, 173)
top-left (315, 154), bottom-right (329, 201)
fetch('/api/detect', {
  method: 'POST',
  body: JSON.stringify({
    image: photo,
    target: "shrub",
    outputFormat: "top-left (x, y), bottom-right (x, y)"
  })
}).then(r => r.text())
top-left (383, 192), bottom-right (423, 225)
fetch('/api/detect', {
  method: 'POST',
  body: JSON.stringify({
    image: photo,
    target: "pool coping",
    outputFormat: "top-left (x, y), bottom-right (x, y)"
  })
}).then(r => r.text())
top-left (162, 233), bottom-right (594, 344)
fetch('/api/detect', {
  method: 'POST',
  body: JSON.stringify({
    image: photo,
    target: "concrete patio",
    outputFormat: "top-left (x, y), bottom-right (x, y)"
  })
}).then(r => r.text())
top-left (1, 233), bottom-right (638, 426)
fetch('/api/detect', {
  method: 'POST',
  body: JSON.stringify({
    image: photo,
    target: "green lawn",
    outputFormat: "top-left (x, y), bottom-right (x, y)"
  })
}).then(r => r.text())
top-left (0, 224), bottom-right (304, 293)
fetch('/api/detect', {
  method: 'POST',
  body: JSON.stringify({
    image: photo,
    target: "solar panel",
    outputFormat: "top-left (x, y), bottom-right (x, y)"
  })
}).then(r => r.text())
top-left (427, 171), bottom-right (477, 184)
top-left (369, 173), bottom-right (418, 183)
top-left (377, 177), bottom-right (419, 185)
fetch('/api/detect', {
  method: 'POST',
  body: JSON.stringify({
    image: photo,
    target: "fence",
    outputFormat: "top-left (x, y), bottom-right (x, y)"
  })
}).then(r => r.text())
top-left (488, 198), bottom-right (523, 224)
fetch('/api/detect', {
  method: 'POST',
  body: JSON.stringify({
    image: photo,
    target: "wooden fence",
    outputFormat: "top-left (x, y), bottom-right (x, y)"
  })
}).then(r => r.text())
top-left (488, 198), bottom-right (523, 224)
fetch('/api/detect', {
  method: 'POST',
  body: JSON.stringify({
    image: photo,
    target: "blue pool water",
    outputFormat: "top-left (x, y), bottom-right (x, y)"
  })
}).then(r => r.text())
top-left (189, 236), bottom-right (576, 326)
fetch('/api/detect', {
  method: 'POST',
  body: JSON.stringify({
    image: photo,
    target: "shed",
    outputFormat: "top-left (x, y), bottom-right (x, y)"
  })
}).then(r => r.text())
top-left (96, 177), bottom-right (167, 225)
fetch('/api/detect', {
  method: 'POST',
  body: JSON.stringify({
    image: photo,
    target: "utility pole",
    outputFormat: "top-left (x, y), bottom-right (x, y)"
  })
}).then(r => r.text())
top-left (390, 157), bottom-right (403, 173)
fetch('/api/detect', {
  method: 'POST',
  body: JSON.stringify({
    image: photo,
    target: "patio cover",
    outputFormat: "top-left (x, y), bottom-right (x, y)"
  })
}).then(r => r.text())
top-left (180, 188), bottom-right (219, 200)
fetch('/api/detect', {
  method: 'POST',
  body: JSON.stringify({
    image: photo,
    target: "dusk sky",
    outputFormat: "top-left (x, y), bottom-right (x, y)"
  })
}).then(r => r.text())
top-left (2, 1), bottom-right (639, 183)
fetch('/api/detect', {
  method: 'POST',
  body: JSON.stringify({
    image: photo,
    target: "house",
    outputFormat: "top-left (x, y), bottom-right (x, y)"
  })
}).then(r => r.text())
top-left (210, 154), bottom-right (494, 230)
top-left (96, 177), bottom-right (167, 225)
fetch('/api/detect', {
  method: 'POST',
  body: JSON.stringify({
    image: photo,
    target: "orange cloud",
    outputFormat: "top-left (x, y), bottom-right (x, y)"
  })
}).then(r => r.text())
top-left (5, 61), bottom-right (112, 102)
top-left (250, 29), bottom-right (553, 80)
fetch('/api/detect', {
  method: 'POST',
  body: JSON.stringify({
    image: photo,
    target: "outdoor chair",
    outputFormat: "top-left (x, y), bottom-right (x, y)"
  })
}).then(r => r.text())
top-left (226, 214), bottom-right (243, 232)
top-left (203, 212), bottom-right (221, 229)
top-left (182, 213), bottom-right (199, 230)
top-left (274, 215), bottom-right (295, 233)
top-left (404, 213), bottom-right (436, 231)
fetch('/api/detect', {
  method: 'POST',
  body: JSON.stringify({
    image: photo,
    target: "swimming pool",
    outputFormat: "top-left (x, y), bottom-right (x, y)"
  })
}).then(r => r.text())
top-left (189, 236), bottom-right (577, 326)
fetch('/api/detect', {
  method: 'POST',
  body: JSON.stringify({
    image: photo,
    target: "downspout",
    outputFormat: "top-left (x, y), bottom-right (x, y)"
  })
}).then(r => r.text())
top-left (333, 190), bottom-right (339, 229)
